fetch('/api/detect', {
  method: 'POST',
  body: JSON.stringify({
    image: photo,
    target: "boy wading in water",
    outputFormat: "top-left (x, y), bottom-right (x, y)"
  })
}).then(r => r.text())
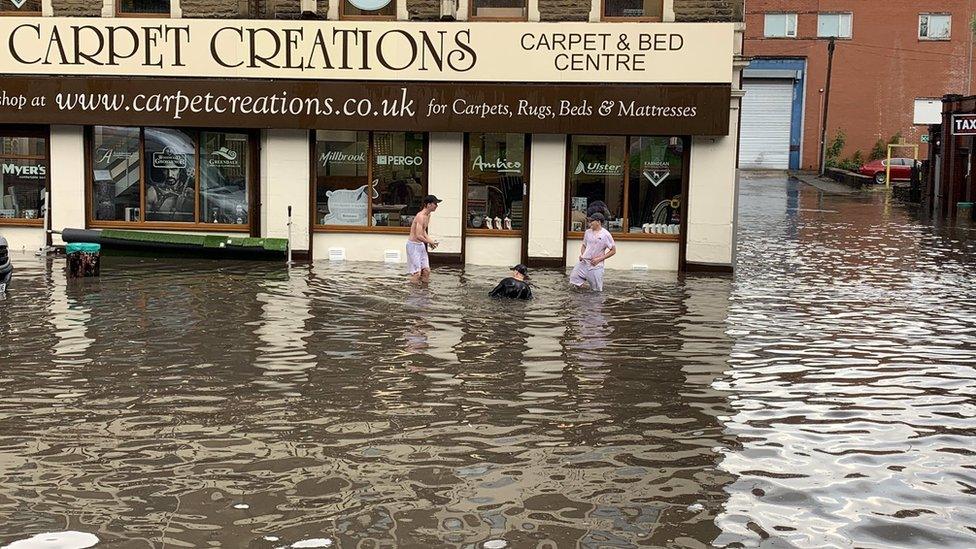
top-left (489, 264), bottom-right (533, 300)
top-left (570, 212), bottom-right (616, 291)
top-left (407, 195), bottom-right (442, 284)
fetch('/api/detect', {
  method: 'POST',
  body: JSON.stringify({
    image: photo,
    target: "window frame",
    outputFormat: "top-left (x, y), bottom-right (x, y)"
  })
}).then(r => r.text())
top-left (764, 13), bottom-right (798, 39)
top-left (0, 125), bottom-right (50, 228)
top-left (115, 0), bottom-right (172, 17)
top-left (601, 0), bottom-right (664, 22)
top-left (468, 0), bottom-right (528, 21)
top-left (339, 0), bottom-right (397, 20)
top-left (817, 12), bottom-right (853, 39)
top-left (462, 132), bottom-right (530, 238)
top-left (564, 134), bottom-right (689, 242)
top-left (0, 0), bottom-right (42, 16)
top-left (311, 131), bottom-right (429, 234)
top-left (919, 13), bottom-right (952, 41)
top-left (85, 126), bottom-right (259, 232)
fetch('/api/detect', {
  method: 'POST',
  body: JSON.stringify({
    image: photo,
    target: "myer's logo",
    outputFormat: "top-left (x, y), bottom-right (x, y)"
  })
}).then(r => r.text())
top-left (320, 151), bottom-right (366, 166)
top-left (208, 147), bottom-right (240, 167)
top-left (377, 155), bottom-right (422, 166)
top-left (574, 161), bottom-right (622, 176)
top-left (2, 163), bottom-right (46, 178)
top-left (347, 0), bottom-right (392, 10)
top-left (471, 155), bottom-right (521, 173)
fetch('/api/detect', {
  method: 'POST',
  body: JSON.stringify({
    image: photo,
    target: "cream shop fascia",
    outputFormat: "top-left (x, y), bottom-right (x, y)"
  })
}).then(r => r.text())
top-left (0, 17), bottom-right (742, 272)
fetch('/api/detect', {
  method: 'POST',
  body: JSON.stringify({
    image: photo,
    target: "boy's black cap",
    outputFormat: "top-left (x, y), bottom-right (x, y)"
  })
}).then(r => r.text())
top-left (422, 194), bottom-right (443, 205)
top-left (511, 264), bottom-right (530, 278)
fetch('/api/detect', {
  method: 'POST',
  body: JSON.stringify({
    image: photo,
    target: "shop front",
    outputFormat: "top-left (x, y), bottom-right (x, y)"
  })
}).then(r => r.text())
top-left (0, 17), bottom-right (741, 271)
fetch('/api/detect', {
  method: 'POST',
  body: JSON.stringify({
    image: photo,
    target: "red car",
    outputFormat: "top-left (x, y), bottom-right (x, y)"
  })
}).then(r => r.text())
top-left (859, 158), bottom-right (918, 184)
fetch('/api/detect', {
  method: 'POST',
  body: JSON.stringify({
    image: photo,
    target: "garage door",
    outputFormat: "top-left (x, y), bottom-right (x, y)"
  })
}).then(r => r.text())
top-left (739, 79), bottom-right (793, 170)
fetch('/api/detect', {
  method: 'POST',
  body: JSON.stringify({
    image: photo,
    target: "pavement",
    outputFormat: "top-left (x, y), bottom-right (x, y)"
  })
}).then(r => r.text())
top-left (787, 171), bottom-right (860, 194)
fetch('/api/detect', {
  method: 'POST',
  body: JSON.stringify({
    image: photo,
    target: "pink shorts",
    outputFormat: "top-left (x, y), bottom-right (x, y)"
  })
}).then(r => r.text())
top-left (570, 260), bottom-right (605, 291)
top-left (406, 241), bottom-right (430, 274)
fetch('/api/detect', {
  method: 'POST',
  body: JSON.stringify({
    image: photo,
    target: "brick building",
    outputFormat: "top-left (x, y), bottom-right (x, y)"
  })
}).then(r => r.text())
top-left (0, 0), bottom-right (745, 272)
top-left (741, 1), bottom-right (976, 171)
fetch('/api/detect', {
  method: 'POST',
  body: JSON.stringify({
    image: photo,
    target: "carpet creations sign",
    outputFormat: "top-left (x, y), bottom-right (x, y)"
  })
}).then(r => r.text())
top-left (0, 18), bottom-right (733, 134)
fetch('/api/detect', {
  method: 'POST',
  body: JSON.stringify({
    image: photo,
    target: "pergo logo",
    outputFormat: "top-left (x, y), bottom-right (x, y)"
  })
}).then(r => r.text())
top-left (2, 163), bottom-right (46, 178)
top-left (347, 0), bottom-right (392, 10)
top-left (377, 155), bottom-right (423, 166)
top-left (208, 147), bottom-right (240, 167)
top-left (574, 161), bottom-right (622, 176)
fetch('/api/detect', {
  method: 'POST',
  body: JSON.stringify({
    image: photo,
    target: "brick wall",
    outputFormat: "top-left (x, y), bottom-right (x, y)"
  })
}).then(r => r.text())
top-left (538, 0), bottom-right (588, 21)
top-left (182, 0), bottom-right (241, 17)
top-left (407, 0), bottom-right (439, 19)
top-left (51, 0), bottom-right (100, 16)
top-left (673, 0), bottom-right (743, 22)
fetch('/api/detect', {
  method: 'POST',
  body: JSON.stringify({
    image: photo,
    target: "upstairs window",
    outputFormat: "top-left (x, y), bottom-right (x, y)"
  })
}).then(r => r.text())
top-left (341, 0), bottom-right (396, 18)
top-left (0, 0), bottom-right (41, 14)
top-left (117, 0), bottom-right (170, 15)
top-left (817, 13), bottom-right (853, 38)
top-left (603, 0), bottom-right (663, 20)
top-left (470, 0), bottom-right (527, 20)
top-left (919, 14), bottom-right (951, 40)
top-left (764, 14), bottom-right (797, 38)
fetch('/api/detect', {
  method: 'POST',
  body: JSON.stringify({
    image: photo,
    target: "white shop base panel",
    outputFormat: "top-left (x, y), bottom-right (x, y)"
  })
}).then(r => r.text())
top-left (0, 226), bottom-right (46, 254)
top-left (466, 237), bottom-right (522, 267)
top-left (565, 239), bottom-right (680, 271)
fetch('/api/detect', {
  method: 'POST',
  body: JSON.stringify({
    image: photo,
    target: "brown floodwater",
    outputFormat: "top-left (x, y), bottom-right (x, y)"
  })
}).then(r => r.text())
top-left (0, 174), bottom-right (975, 548)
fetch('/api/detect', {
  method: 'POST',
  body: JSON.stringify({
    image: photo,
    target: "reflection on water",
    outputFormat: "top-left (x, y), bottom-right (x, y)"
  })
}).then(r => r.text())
top-left (0, 174), bottom-right (975, 547)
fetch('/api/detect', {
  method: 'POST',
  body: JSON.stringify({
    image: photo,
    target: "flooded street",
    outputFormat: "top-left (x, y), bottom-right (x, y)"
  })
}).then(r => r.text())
top-left (1, 174), bottom-right (975, 548)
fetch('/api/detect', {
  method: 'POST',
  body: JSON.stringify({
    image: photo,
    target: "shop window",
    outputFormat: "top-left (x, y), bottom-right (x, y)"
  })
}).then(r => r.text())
top-left (764, 13), bottom-right (797, 38)
top-left (117, 0), bottom-right (171, 15)
top-left (567, 135), bottom-right (685, 238)
top-left (471, 0), bottom-right (527, 20)
top-left (817, 13), bottom-right (852, 39)
top-left (0, 0), bottom-right (41, 14)
top-left (603, 0), bottom-right (663, 20)
top-left (314, 131), bottom-right (427, 230)
top-left (201, 132), bottom-right (251, 225)
top-left (341, 0), bottom-right (396, 18)
top-left (89, 126), bottom-right (253, 230)
top-left (144, 128), bottom-right (195, 223)
top-left (919, 14), bottom-right (951, 41)
top-left (465, 133), bottom-right (526, 234)
top-left (0, 129), bottom-right (48, 226)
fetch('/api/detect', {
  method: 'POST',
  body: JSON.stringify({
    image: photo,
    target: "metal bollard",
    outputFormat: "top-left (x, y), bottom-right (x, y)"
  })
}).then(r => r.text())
top-left (66, 242), bottom-right (101, 278)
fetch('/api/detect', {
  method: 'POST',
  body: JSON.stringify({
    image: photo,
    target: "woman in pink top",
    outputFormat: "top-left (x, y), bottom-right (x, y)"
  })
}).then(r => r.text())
top-left (570, 212), bottom-right (616, 291)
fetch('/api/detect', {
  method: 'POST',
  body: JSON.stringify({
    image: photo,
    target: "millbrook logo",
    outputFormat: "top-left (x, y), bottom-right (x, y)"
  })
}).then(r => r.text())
top-left (574, 161), bottom-right (622, 176)
top-left (320, 151), bottom-right (366, 166)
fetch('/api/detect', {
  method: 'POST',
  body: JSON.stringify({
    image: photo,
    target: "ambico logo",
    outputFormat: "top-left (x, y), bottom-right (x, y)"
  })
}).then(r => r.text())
top-left (573, 161), bottom-right (622, 176)
top-left (471, 155), bottom-right (521, 173)
top-left (376, 155), bottom-right (423, 166)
